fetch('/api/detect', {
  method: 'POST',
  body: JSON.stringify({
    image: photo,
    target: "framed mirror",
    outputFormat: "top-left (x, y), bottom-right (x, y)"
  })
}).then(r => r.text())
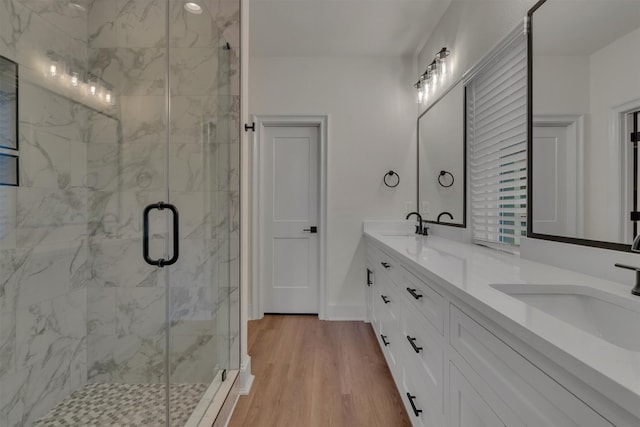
top-left (528, 0), bottom-right (640, 251)
top-left (418, 81), bottom-right (466, 227)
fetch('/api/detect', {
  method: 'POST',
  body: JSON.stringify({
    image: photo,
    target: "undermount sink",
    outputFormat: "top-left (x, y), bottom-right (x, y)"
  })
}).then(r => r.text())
top-left (491, 284), bottom-right (640, 352)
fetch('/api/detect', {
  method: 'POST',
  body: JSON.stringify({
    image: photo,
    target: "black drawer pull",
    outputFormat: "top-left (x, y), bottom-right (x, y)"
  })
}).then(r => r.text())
top-left (381, 262), bottom-right (391, 269)
top-left (406, 287), bottom-right (423, 300)
top-left (406, 393), bottom-right (422, 417)
top-left (366, 268), bottom-right (373, 286)
top-left (406, 335), bottom-right (423, 353)
top-left (381, 295), bottom-right (390, 304)
top-left (380, 334), bottom-right (390, 346)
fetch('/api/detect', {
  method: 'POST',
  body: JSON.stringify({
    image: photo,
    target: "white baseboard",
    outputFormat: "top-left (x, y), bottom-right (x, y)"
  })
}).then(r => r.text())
top-left (239, 356), bottom-right (254, 395)
top-left (327, 304), bottom-right (365, 321)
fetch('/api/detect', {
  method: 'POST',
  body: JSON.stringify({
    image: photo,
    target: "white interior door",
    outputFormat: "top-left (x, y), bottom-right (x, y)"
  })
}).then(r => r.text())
top-left (532, 125), bottom-right (573, 236)
top-left (263, 125), bottom-right (319, 313)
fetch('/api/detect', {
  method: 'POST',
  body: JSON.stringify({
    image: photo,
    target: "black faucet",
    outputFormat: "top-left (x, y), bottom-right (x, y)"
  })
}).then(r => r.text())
top-left (437, 211), bottom-right (453, 223)
top-left (614, 234), bottom-right (640, 296)
top-left (406, 212), bottom-right (428, 236)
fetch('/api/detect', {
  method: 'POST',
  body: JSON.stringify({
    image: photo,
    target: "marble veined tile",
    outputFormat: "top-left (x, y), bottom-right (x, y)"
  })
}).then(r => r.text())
top-left (87, 287), bottom-right (116, 336)
top-left (169, 333), bottom-right (216, 384)
top-left (19, 126), bottom-right (72, 190)
top-left (19, 82), bottom-right (89, 144)
top-left (87, 332), bottom-right (165, 384)
top-left (88, 189), bottom-right (165, 239)
top-left (170, 95), bottom-right (217, 145)
top-left (116, 0), bottom-right (166, 48)
top-left (170, 285), bottom-right (216, 332)
top-left (168, 238), bottom-right (216, 289)
top-left (12, 1), bottom-right (87, 78)
top-left (89, 47), bottom-right (165, 96)
top-left (120, 95), bottom-right (165, 144)
top-left (86, 110), bottom-right (120, 145)
top-left (1, 340), bottom-right (85, 427)
top-left (16, 187), bottom-right (87, 248)
top-left (87, 237), bottom-right (165, 288)
top-left (0, 0), bottom-right (18, 59)
top-left (87, 141), bottom-right (167, 193)
top-left (170, 47), bottom-right (219, 96)
top-left (19, 0), bottom-right (89, 44)
top-left (0, 187), bottom-right (17, 250)
top-left (119, 142), bottom-right (167, 192)
top-left (15, 288), bottom-right (86, 370)
top-left (169, 144), bottom-right (205, 192)
top-left (88, 0), bottom-right (117, 48)
top-left (115, 287), bottom-right (165, 338)
top-left (169, 0), bottom-right (220, 48)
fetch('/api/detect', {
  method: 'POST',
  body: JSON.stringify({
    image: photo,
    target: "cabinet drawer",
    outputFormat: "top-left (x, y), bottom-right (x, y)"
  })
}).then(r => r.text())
top-left (395, 267), bottom-right (444, 335)
top-left (450, 304), bottom-right (613, 427)
top-left (401, 304), bottom-right (444, 419)
top-left (402, 345), bottom-right (445, 427)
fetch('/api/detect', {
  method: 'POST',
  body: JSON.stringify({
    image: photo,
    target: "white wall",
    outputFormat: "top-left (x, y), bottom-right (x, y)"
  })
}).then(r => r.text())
top-left (249, 56), bottom-right (417, 318)
top-left (417, 0), bottom-right (535, 114)
top-left (532, 55), bottom-right (590, 116)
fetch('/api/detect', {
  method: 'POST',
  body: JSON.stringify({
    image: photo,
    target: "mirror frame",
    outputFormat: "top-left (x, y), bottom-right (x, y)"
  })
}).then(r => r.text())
top-left (526, 0), bottom-right (631, 252)
top-left (417, 82), bottom-right (467, 228)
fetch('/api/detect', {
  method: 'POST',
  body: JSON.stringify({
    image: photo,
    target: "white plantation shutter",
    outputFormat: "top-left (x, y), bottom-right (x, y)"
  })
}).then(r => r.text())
top-left (467, 31), bottom-right (527, 249)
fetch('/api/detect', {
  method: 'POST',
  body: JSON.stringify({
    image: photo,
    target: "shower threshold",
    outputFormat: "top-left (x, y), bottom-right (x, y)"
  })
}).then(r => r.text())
top-left (33, 383), bottom-right (208, 426)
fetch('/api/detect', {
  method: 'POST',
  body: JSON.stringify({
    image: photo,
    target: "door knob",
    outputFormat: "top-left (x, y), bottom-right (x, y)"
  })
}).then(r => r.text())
top-left (303, 226), bottom-right (318, 233)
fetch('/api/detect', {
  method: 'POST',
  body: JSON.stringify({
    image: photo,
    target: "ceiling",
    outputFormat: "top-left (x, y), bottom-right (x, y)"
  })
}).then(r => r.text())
top-left (249, 0), bottom-right (452, 57)
top-left (532, 0), bottom-right (640, 56)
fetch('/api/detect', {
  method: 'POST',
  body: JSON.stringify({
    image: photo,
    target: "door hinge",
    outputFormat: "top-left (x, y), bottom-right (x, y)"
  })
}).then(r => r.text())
top-left (244, 122), bottom-right (255, 132)
top-left (222, 369), bottom-right (227, 381)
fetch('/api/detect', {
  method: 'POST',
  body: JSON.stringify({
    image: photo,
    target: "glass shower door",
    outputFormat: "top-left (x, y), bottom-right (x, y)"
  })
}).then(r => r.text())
top-left (166, 0), bottom-right (240, 425)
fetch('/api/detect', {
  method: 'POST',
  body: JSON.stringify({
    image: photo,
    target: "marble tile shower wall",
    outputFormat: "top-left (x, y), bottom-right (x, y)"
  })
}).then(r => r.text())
top-left (0, 1), bottom-right (91, 425)
top-left (85, 0), bottom-right (241, 387)
top-left (0, 0), bottom-right (240, 425)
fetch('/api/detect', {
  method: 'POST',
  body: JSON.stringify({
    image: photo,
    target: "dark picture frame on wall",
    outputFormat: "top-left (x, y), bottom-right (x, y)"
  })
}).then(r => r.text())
top-left (0, 54), bottom-right (18, 151)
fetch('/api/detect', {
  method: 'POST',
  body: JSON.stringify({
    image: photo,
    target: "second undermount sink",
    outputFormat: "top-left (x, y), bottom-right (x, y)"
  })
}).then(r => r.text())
top-left (491, 284), bottom-right (640, 352)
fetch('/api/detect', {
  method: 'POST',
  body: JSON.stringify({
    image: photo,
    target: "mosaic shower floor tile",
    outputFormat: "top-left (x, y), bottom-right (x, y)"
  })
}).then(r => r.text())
top-left (33, 383), bottom-right (208, 427)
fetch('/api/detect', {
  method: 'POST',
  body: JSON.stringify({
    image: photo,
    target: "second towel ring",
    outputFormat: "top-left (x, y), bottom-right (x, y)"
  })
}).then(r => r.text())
top-left (384, 171), bottom-right (400, 188)
top-left (438, 170), bottom-right (454, 188)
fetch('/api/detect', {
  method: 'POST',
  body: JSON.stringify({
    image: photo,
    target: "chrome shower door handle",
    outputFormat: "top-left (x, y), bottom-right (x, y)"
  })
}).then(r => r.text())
top-left (143, 202), bottom-right (180, 267)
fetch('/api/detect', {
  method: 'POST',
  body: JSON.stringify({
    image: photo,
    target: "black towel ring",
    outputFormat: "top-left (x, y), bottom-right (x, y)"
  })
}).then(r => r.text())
top-left (384, 171), bottom-right (400, 188)
top-left (438, 170), bottom-right (454, 188)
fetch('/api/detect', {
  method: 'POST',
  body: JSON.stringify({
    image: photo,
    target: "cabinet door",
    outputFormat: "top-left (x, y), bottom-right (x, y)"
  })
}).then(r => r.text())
top-left (450, 305), bottom-right (614, 427)
top-left (450, 362), bottom-right (507, 427)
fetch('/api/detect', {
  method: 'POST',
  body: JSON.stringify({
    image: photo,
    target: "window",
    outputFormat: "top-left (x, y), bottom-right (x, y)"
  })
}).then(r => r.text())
top-left (467, 30), bottom-right (527, 250)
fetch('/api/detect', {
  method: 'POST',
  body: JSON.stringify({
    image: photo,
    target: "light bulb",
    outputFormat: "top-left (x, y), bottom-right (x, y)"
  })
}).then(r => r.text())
top-left (70, 72), bottom-right (79, 87)
top-left (49, 63), bottom-right (58, 77)
top-left (105, 91), bottom-right (113, 105)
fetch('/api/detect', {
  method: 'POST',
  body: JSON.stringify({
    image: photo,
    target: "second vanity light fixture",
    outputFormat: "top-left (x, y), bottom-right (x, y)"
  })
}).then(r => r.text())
top-left (46, 52), bottom-right (115, 106)
top-left (414, 47), bottom-right (450, 104)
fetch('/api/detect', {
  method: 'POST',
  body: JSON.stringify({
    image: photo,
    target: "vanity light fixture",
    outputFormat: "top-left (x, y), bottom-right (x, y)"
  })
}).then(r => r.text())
top-left (70, 71), bottom-right (80, 87)
top-left (184, 2), bottom-right (203, 14)
top-left (414, 47), bottom-right (451, 104)
top-left (47, 52), bottom-right (61, 78)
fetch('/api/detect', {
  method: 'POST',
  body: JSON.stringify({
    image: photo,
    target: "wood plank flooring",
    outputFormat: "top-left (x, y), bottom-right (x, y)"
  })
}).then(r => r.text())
top-left (228, 315), bottom-right (411, 427)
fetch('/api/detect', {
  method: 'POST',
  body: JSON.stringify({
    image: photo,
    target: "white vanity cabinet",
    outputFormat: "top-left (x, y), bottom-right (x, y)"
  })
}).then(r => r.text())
top-left (365, 239), bottom-right (615, 427)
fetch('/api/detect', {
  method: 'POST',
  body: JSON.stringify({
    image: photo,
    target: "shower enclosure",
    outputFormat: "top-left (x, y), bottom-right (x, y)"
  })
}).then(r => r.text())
top-left (0, 0), bottom-right (240, 425)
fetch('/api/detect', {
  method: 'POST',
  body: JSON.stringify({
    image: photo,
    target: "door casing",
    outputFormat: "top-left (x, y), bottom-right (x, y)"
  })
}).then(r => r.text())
top-left (251, 115), bottom-right (328, 320)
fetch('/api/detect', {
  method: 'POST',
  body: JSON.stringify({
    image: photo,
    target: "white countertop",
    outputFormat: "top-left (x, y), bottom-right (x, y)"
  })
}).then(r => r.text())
top-left (364, 225), bottom-right (640, 419)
